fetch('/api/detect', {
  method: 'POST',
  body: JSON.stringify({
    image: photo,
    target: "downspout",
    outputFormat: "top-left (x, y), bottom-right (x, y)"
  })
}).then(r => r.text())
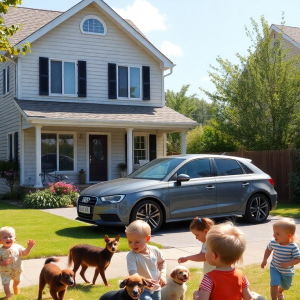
top-left (162, 64), bottom-right (176, 107)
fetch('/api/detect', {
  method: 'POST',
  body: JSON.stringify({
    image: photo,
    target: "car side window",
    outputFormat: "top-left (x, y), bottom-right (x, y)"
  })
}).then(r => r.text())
top-left (177, 159), bottom-right (211, 179)
top-left (214, 159), bottom-right (244, 176)
top-left (239, 161), bottom-right (254, 174)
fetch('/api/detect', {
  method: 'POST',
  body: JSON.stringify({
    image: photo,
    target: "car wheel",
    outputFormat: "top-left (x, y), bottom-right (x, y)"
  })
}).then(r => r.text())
top-left (244, 193), bottom-right (270, 223)
top-left (130, 200), bottom-right (164, 233)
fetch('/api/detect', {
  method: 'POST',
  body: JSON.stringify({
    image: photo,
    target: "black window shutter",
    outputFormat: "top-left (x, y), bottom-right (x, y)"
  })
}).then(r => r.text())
top-left (9, 135), bottom-right (12, 161)
top-left (142, 66), bottom-right (150, 100)
top-left (125, 134), bottom-right (127, 164)
top-left (149, 134), bottom-right (157, 161)
top-left (39, 57), bottom-right (49, 95)
top-left (7, 66), bottom-right (9, 93)
top-left (108, 63), bottom-right (117, 99)
top-left (14, 132), bottom-right (18, 162)
top-left (3, 69), bottom-right (5, 95)
top-left (78, 60), bottom-right (87, 97)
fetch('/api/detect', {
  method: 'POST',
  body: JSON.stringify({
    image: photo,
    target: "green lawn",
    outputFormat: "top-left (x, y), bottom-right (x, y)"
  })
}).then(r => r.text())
top-left (7, 266), bottom-right (300, 300)
top-left (0, 201), bottom-right (161, 259)
top-left (270, 203), bottom-right (300, 219)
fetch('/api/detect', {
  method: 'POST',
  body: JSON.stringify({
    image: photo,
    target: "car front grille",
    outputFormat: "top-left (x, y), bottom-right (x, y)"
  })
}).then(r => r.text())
top-left (78, 196), bottom-right (98, 205)
top-left (99, 214), bottom-right (121, 222)
top-left (77, 196), bottom-right (97, 220)
top-left (77, 212), bottom-right (94, 220)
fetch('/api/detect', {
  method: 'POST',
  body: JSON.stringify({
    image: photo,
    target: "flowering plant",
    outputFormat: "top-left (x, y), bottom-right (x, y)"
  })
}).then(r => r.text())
top-left (48, 181), bottom-right (80, 206)
top-left (0, 159), bottom-right (19, 199)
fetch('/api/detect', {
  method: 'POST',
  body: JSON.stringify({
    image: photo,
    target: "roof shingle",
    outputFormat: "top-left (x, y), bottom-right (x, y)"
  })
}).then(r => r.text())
top-left (274, 24), bottom-right (300, 46)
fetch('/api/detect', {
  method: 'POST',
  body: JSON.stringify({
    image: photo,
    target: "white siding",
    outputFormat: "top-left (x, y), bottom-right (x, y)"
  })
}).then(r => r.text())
top-left (0, 61), bottom-right (20, 195)
top-left (20, 4), bottom-right (163, 107)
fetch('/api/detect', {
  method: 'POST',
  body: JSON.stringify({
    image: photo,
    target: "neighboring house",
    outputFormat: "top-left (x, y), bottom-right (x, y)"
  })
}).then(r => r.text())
top-left (0, 0), bottom-right (197, 193)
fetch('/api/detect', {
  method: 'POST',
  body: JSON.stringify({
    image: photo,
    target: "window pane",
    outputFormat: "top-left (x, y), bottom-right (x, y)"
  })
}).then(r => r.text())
top-left (59, 134), bottom-right (74, 171)
top-left (51, 61), bottom-right (62, 94)
top-left (130, 67), bottom-right (140, 98)
top-left (118, 66), bottom-right (128, 97)
top-left (41, 134), bottom-right (57, 172)
top-left (177, 159), bottom-right (211, 179)
top-left (214, 159), bottom-right (244, 176)
top-left (64, 62), bottom-right (76, 94)
top-left (83, 18), bottom-right (104, 34)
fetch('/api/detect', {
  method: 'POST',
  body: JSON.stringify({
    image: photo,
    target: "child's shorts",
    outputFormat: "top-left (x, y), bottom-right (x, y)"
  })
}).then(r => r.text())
top-left (140, 290), bottom-right (161, 300)
top-left (1, 270), bottom-right (22, 285)
top-left (270, 267), bottom-right (293, 290)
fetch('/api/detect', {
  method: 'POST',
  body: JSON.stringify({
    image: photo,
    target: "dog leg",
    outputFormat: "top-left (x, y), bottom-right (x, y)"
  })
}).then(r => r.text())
top-left (92, 268), bottom-right (100, 285)
top-left (72, 261), bottom-right (81, 285)
top-left (98, 268), bottom-right (110, 287)
top-left (58, 289), bottom-right (66, 300)
top-left (50, 290), bottom-right (61, 300)
top-left (38, 275), bottom-right (46, 300)
top-left (79, 264), bottom-right (90, 283)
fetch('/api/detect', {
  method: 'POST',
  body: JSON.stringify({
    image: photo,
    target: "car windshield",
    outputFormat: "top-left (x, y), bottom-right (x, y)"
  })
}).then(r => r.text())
top-left (128, 158), bottom-right (185, 180)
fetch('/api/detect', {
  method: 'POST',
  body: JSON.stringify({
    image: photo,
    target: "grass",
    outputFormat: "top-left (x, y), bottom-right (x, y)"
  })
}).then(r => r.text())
top-left (4, 265), bottom-right (300, 300)
top-left (270, 203), bottom-right (300, 219)
top-left (0, 201), bottom-right (161, 259)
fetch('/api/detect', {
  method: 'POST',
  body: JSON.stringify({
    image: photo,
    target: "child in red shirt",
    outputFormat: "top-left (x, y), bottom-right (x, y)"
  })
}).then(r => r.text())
top-left (193, 222), bottom-right (252, 300)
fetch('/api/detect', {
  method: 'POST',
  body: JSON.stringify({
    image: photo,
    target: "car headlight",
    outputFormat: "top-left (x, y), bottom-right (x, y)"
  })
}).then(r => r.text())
top-left (100, 195), bottom-right (125, 203)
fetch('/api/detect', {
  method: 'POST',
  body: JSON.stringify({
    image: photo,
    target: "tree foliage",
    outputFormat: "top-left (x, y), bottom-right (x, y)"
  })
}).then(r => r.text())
top-left (0, 0), bottom-right (30, 62)
top-left (201, 16), bottom-right (300, 150)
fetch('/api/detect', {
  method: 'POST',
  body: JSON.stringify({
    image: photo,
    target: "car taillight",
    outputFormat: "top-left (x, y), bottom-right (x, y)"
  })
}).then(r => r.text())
top-left (268, 178), bottom-right (274, 186)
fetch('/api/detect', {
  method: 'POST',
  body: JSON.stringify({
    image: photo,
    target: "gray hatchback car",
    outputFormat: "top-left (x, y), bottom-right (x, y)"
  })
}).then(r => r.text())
top-left (77, 155), bottom-right (277, 232)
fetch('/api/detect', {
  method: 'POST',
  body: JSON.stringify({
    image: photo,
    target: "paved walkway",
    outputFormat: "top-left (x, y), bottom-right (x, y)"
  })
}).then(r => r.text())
top-left (2, 205), bottom-right (300, 290)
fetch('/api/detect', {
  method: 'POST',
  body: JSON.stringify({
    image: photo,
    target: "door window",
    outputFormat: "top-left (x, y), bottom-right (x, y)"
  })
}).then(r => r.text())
top-left (177, 159), bottom-right (211, 179)
top-left (214, 159), bottom-right (244, 176)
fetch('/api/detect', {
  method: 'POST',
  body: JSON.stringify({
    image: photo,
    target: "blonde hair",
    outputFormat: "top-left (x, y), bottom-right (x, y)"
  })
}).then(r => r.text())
top-left (190, 217), bottom-right (214, 231)
top-left (0, 226), bottom-right (15, 239)
top-left (206, 222), bottom-right (246, 265)
top-left (273, 218), bottom-right (296, 241)
top-left (125, 220), bottom-right (151, 237)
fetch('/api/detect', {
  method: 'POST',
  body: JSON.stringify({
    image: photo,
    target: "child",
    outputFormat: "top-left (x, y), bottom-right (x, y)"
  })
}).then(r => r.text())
top-left (0, 226), bottom-right (35, 300)
top-left (261, 217), bottom-right (300, 300)
top-left (126, 220), bottom-right (166, 300)
top-left (178, 217), bottom-right (215, 275)
top-left (193, 222), bottom-right (252, 300)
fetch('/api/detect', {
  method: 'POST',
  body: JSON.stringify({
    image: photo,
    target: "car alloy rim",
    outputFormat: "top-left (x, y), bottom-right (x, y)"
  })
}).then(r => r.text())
top-left (250, 197), bottom-right (268, 220)
top-left (136, 203), bottom-right (161, 230)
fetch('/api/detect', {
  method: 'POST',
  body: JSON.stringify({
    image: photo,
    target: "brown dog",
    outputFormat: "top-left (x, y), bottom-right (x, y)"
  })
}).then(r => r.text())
top-left (68, 235), bottom-right (120, 286)
top-left (99, 274), bottom-right (154, 300)
top-left (38, 257), bottom-right (74, 300)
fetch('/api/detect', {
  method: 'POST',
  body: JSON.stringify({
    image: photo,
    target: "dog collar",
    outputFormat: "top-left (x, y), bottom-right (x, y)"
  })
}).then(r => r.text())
top-left (173, 280), bottom-right (183, 285)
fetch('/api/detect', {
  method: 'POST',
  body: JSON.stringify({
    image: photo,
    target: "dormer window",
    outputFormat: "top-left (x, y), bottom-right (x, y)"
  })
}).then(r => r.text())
top-left (80, 15), bottom-right (107, 35)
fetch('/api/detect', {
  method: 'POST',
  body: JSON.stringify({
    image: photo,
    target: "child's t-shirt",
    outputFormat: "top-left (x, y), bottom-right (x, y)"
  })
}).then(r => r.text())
top-left (0, 243), bottom-right (25, 275)
top-left (201, 241), bottom-right (215, 274)
top-left (127, 245), bottom-right (165, 292)
top-left (267, 238), bottom-right (300, 275)
top-left (199, 268), bottom-right (249, 300)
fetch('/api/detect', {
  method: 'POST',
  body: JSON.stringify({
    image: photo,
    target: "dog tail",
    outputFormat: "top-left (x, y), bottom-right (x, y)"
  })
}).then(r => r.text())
top-left (67, 246), bottom-right (74, 268)
top-left (45, 257), bottom-right (60, 265)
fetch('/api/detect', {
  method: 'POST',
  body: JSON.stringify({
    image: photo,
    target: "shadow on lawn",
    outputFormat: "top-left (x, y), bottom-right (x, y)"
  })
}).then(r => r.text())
top-left (55, 226), bottom-right (106, 239)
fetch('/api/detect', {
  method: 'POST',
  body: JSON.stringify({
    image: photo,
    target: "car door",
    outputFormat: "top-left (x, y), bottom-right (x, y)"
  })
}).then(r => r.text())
top-left (213, 158), bottom-right (253, 214)
top-left (168, 158), bottom-right (217, 219)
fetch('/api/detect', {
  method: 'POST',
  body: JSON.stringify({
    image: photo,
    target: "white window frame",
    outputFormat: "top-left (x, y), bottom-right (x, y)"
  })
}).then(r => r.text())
top-left (41, 131), bottom-right (77, 173)
top-left (80, 15), bottom-right (107, 36)
top-left (133, 133), bottom-right (148, 166)
top-left (7, 132), bottom-right (14, 160)
top-left (117, 64), bottom-right (142, 100)
top-left (3, 67), bottom-right (9, 96)
top-left (49, 59), bottom-right (78, 97)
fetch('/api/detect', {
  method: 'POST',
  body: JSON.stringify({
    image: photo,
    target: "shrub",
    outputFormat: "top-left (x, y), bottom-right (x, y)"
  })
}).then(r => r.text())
top-left (0, 160), bottom-right (19, 199)
top-left (48, 181), bottom-right (80, 206)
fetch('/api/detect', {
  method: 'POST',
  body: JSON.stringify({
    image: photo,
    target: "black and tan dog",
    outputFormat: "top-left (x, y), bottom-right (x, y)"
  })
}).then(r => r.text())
top-left (38, 257), bottom-right (74, 300)
top-left (99, 274), bottom-right (154, 300)
top-left (68, 235), bottom-right (120, 286)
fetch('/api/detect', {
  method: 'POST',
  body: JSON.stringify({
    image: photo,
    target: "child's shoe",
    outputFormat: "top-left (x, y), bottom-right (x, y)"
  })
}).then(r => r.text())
top-left (13, 286), bottom-right (20, 294)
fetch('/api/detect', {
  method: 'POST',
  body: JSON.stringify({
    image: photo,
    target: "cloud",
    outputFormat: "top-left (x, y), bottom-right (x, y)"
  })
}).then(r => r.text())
top-left (113, 0), bottom-right (167, 33)
top-left (160, 41), bottom-right (183, 57)
top-left (200, 77), bottom-right (211, 82)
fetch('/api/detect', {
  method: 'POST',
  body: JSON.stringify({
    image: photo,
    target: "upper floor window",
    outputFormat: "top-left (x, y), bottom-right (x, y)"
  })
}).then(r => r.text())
top-left (3, 67), bottom-right (9, 95)
top-left (80, 15), bottom-right (107, 36)
top-left (118, 65), bottom-right (141, 99)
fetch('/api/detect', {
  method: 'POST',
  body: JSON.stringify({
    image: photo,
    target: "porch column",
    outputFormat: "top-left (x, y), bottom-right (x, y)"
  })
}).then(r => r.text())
top-left (127, 128), bottom-right (133, 175)
top-left (181, 130), bottom-right (187, 155)
top-left (20, 129), bottom-right (25, 186)
top-left (34, 125), bottom-right (43, 187)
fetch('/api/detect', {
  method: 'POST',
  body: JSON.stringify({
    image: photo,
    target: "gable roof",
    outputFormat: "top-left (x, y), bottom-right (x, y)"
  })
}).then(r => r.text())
top-left (4, 0), bottom-right (173, 70)
top-left (271, 24), bottom-right (300, 49)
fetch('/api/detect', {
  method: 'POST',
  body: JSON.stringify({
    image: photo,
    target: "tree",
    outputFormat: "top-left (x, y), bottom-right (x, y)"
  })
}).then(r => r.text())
top-left (0, 0), bottom-right (30, 62)
top-left (201, 16), bottom-right (300, 150)
top-left (192, 99), bottom-right (214, 125)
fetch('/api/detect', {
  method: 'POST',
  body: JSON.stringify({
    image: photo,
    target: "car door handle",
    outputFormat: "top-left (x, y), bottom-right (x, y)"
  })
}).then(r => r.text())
top-left (206, 185), bottom-right (215, 190)
top-left (242, 182), bottom-right (249, 187)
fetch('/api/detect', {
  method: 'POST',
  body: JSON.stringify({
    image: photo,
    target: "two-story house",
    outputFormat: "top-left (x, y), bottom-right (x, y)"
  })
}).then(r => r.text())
top-left (0, 0), bottom-right (197, 194)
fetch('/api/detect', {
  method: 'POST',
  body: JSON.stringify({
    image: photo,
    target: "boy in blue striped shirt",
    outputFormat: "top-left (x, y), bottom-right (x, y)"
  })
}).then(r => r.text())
top-left (261, 217), bottom-right (300, 300)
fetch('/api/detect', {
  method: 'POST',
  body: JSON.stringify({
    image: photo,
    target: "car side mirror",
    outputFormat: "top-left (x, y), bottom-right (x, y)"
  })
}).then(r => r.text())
top-left (177, 174), bottom-right (190, 186)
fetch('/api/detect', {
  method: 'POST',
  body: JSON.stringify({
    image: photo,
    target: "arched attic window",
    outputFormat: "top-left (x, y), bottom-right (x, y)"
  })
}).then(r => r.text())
top-left (80, 15), bottom-right (107, 35)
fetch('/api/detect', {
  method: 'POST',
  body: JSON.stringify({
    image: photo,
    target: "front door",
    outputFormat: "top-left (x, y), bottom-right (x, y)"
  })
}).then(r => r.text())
top-left (89, 135), bottom-right (107, 181)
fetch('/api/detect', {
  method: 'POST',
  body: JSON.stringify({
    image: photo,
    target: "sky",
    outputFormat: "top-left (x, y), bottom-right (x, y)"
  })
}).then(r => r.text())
top-left (20, 0), bottom-right (300, 101)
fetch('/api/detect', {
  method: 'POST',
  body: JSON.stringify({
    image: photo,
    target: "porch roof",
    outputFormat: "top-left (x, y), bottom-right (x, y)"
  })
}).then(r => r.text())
top-left (15, 100), bottom-right (198, 129)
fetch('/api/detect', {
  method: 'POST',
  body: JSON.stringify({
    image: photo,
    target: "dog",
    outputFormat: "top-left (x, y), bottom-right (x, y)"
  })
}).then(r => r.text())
top-left (99, 274), bottom-right (154, 300)
top-left (250, 291), bottom-right (266, 300)
top-left (38, 257), bottom-right (74, 300)
top-left (68, 234), bottom-right (120, 286)
top-left (161, 266), bottom-right (190, 300)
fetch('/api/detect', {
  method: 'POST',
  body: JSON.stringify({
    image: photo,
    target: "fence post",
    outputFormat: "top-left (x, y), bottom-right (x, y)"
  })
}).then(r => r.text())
top-left (241, 146), bottom-right (246, 158)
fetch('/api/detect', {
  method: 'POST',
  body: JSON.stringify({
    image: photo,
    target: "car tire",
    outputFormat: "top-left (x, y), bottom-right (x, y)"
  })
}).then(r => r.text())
top-left (130, 199), bottom-right (164, 233)
top-left (244, 193), bottom-right (270, 223)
